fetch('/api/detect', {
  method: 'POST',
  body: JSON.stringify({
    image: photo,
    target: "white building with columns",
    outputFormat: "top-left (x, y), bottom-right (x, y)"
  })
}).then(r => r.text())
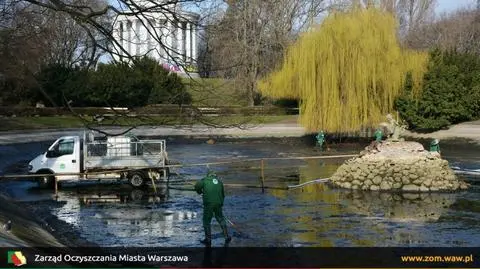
top-left (112, 2), bottom-right (199, 74)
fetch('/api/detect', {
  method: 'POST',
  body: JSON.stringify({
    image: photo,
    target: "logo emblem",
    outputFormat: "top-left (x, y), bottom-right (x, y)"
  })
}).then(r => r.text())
top-left (212, 178), bottom-right (218, 184)
top-left (7, 251), bottom-right (27, 267)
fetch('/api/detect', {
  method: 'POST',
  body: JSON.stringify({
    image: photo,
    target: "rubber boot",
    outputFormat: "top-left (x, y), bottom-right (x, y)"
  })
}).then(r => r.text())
top-left (221, 223), bottom-right (232, 244)
top-left (200, 227), bottom-right (211, 246)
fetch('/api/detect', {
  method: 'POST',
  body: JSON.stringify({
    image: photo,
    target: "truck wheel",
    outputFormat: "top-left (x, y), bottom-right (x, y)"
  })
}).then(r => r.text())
top-left (130, 189), bottom-right (144, 201)
top-left (37, 173), bottom-right (54, 189)
top-left (129, 172), bottom-right (145, 188)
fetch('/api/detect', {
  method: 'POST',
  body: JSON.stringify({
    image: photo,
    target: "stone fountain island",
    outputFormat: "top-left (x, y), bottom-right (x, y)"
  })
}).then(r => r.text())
top-left (329, 115), bottom-right (469, 192)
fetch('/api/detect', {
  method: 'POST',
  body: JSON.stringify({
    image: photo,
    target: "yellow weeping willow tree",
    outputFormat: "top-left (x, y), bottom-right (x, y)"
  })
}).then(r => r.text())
top-left (258, 8), bottom-right (428, 133)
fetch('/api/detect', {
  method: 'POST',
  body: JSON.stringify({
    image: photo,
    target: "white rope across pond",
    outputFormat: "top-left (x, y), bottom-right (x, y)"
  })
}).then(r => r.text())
top-left (0, 154), bottom-right (358, 180)
top-left (287, 178), bottom-right (330, 189)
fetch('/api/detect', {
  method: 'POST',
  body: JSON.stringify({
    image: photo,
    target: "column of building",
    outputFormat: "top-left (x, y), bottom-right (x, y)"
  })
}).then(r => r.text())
top-left (166, 20), bottom-right (173, 62)
top-left (147, 19), bottom-right (155, 57)
top-left (185, 22), bottom-right (191, 63)
top-left (113, 20), bottom-right (123, 61)
top-left (177, 21), bottom-right (184, 63)
top-left (191, 23), bottom-right (196, 64)
top-left (154, 19), bottom-right (162, 61)
top-left (139, 19), bottom-right (148, 56)
top-left (130, 20), bottom-right (135, 56)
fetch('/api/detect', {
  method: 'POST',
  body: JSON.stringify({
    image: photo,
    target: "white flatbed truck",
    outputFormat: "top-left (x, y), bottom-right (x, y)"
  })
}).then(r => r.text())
top-left (28, 131), bottom-right (170, 188)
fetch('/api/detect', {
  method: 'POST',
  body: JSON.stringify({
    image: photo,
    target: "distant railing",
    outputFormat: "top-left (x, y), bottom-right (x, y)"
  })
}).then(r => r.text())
top-left (0, 105), bottom-right (299, 117)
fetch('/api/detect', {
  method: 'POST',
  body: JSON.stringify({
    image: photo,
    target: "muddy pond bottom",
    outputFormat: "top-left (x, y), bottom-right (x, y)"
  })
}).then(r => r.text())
top-left (2, 139), bottom-right (480, 247)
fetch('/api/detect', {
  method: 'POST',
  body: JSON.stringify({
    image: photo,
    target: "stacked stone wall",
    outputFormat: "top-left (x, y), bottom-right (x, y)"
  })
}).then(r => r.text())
top-left (330, 141), bottom-right (469, 192)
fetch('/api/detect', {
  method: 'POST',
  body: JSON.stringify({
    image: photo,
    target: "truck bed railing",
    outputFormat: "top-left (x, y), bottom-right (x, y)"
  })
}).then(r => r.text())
top-left (86, 140), bottom-right (166, 158)
top-left (83, 134), bottom-right (167, 169)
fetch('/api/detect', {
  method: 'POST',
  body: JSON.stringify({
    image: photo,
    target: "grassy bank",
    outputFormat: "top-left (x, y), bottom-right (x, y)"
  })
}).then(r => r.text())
top-left (183, 78), bottom-right (247, 106)
top-left (0, 115), bottom-right (297, 131)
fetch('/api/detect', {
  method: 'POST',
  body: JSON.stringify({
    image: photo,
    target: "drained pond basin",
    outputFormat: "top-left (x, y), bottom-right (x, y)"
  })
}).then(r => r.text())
top-left (1, 138), bottom-right (480, 247)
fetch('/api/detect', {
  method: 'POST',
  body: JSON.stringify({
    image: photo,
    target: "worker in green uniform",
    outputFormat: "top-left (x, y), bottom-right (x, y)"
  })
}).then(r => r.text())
top-left (195, 170), bottom-right (231, 246)
top-left (430, 139), bottom-right (441, 154)
top-left (316, 131), bottom-right (325, 150)
top-left (374, 128), bottom-right (383, 142)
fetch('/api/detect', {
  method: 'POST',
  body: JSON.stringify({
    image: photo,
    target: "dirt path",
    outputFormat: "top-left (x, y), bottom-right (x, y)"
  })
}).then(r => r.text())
top-left (0, 124), bottom-right (307, 145)
top-left (1, 118), bottom-right (480, 145)
top-left (404, 120), bottom-right (480, 143)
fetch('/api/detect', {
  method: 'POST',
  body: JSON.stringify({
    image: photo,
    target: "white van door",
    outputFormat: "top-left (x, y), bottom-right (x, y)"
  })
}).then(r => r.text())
top-left (46, 137), bottom-right (80, 180)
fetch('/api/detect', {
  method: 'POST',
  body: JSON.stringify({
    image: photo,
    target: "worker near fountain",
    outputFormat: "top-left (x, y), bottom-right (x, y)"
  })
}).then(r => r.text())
top-left (430, 139), bottom-right (441, 154)
top-left (195, 170), bottom-right (231, 246)
top-left (374, 128), bottom-right (383, 142)
top-left (369, 128), bottom-right (384, 151)
top-left (316, 131), bottom-right (325, 150)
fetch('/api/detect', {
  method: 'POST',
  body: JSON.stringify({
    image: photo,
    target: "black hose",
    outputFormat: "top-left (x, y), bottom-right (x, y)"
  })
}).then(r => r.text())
top-left (167, 186), bottom-right (196, 191)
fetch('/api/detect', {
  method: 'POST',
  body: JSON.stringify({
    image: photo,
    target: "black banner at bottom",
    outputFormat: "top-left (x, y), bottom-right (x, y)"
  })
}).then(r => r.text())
top-left (0, 247), bottom-right (478, 268)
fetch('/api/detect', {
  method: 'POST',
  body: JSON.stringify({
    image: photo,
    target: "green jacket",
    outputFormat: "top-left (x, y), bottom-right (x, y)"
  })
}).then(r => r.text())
top-left (316, 132), bottom-right (325, 142)
top-left (374, 129), bottom-right (383, 142)
top-left (430, 144), bottom-right (441, 153)
top-left (194, 174), bottom-right (225, 206)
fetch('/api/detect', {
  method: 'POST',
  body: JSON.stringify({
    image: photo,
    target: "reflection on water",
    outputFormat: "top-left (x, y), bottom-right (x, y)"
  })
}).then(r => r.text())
top-left (269, 183), bottom-right (468, 246)
top-left (2, 140), bottom-right (480, 247)
top-left (268, 158), bottom-right (478, 247)
top-left (342, 191), bottom-right (457, 222)
top-left (53, 187), bottom-right (199, 247)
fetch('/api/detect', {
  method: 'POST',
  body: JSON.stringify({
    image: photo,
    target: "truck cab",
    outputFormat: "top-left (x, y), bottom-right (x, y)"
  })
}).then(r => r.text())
top-left (29, 136), bottom-right (81, 187)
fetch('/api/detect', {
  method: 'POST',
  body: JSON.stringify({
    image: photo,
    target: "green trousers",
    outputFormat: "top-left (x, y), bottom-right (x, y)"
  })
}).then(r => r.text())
top-left (203, 204), bottom-right (229, 240)
top-left (203, 204), bottom-right (227, 228)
